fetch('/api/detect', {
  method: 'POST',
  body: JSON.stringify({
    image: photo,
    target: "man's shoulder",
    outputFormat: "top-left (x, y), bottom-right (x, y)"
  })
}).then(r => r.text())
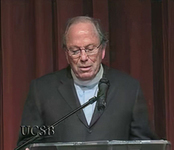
top-left (105, 65), bottom-right (136, 80)
top-left (104, 66), bottom-right (140, 86)
top-left (33, 67), bottom-right (70, 84)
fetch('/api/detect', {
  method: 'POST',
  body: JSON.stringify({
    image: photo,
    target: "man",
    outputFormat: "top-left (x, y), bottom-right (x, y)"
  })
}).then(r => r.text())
top-left (17, 16), bottom-right (157, 149)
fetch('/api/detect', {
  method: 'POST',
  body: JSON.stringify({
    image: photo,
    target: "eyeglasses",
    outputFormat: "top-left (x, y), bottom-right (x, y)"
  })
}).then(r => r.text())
top-left (66, 43), bottom-right (102, 59)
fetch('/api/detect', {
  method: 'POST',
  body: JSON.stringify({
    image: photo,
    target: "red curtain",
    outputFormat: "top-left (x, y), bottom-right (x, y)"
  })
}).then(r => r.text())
top-left (0, 0), bottom-right (174, 150)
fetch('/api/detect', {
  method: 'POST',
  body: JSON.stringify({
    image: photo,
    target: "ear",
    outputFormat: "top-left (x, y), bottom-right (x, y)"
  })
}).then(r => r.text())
top-left (101, 46), bottom-right (106, 59)
top-left (65, 51), bottom-right (70, 64)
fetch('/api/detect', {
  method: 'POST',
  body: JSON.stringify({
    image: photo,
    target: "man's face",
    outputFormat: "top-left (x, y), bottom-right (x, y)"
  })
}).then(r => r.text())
top-left (65, 22), bottom-right (105, 81)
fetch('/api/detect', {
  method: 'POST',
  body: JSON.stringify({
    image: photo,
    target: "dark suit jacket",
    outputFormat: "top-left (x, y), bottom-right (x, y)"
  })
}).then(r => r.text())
top-left (17, 65), bottom-right (157, 147)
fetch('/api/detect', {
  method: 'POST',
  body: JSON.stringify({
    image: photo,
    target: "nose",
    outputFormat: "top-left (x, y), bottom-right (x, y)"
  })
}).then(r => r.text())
top-left (80, 50), bottom-right (88, 61)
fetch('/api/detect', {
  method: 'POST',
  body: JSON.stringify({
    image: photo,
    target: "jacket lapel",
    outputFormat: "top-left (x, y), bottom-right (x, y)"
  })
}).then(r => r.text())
top-left (89, 103), bottom-right (104, 127)
top-left (89, 65), bottom-right (112, 127)
top-left (57, 69), bottom-right (89, 128)
top-left (89, 82), bottom-right (117, 128)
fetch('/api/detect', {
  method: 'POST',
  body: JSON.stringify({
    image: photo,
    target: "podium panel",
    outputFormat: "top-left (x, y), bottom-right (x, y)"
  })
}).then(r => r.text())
top-left (29, 140), bottom-right (171, 150)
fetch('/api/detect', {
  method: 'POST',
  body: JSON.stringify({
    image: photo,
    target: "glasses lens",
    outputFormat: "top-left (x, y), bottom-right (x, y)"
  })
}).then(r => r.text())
top-left (67, 43), bottom-right (101, 58)
top-left (68, 51), bottom-right (80, 58)
top-left (86, 48), bottom-right (99, 55)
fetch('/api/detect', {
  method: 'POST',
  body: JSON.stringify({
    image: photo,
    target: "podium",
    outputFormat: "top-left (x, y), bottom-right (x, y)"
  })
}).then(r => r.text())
top-left (29, 140), bottom-right (171, 150)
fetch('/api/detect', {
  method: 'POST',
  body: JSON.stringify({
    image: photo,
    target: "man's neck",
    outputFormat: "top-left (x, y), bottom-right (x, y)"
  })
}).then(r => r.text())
top-left (71, 65), bottom-right (103, 87)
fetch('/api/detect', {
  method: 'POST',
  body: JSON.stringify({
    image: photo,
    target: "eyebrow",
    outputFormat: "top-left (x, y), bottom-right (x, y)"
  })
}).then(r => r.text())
top-left (69, 44), bottom-right (95, 49)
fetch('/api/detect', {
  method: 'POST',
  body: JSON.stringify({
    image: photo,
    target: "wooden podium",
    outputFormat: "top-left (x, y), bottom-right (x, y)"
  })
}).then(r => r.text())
top-left (29, 140), bottom-right (171, 150)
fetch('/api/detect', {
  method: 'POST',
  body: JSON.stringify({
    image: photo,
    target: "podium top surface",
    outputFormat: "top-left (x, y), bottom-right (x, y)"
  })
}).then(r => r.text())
top-left (29, 140), bottom-right (170, 147)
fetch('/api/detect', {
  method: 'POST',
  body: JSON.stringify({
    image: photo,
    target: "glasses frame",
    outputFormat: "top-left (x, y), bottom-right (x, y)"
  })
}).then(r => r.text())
top-left (66, 42), bottom-right (102, 58)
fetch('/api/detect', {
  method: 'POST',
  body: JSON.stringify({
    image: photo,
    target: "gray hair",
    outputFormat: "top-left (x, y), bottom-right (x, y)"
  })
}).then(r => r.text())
top-left (62, 16), bottom-right (108, 49)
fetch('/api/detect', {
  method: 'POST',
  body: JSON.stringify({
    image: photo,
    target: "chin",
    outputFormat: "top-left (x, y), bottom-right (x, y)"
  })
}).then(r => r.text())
top-left (79, 74), bottom-right (95, 81)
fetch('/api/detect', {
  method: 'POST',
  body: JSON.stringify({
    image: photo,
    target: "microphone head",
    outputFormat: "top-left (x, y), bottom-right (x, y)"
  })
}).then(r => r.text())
top-left (99, 78), bottom-right (110, 88)
top-left (97, 78), bottom-right (110, 111)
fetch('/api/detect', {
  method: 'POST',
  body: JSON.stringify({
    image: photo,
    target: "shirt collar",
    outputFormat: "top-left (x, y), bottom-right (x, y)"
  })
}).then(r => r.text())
top-left (71, 64), bottom-right (103, 87)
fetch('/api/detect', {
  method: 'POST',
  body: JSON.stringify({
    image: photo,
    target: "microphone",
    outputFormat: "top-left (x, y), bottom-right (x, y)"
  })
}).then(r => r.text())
top-left (97, 78), bottom-right (110, 111)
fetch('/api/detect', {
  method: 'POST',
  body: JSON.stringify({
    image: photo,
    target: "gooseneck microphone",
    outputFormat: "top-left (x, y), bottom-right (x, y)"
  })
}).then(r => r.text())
top-left (97, 78), bottom-right (110, 111)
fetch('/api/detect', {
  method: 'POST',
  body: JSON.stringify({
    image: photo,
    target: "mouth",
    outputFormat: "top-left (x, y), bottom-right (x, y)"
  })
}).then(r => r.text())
top-left (79, 66), bottom-right (91, 71)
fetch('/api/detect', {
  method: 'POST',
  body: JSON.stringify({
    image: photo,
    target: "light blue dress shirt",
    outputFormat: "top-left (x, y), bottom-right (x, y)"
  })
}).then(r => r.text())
top-left (74, 84), bottom-right (98, 125)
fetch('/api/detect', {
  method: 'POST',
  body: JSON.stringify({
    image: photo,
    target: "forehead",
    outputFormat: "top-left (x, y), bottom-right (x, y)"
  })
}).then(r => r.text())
top-left (66, 22), bottom-right (100, 43)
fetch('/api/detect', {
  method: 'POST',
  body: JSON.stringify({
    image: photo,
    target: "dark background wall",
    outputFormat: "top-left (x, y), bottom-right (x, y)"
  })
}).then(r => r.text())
top-left (0, 0), bottom-right (174, 150)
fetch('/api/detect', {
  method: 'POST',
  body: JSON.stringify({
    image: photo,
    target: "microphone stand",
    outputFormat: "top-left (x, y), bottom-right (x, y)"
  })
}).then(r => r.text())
top-left (15, 96), bottom-right (98, 150)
